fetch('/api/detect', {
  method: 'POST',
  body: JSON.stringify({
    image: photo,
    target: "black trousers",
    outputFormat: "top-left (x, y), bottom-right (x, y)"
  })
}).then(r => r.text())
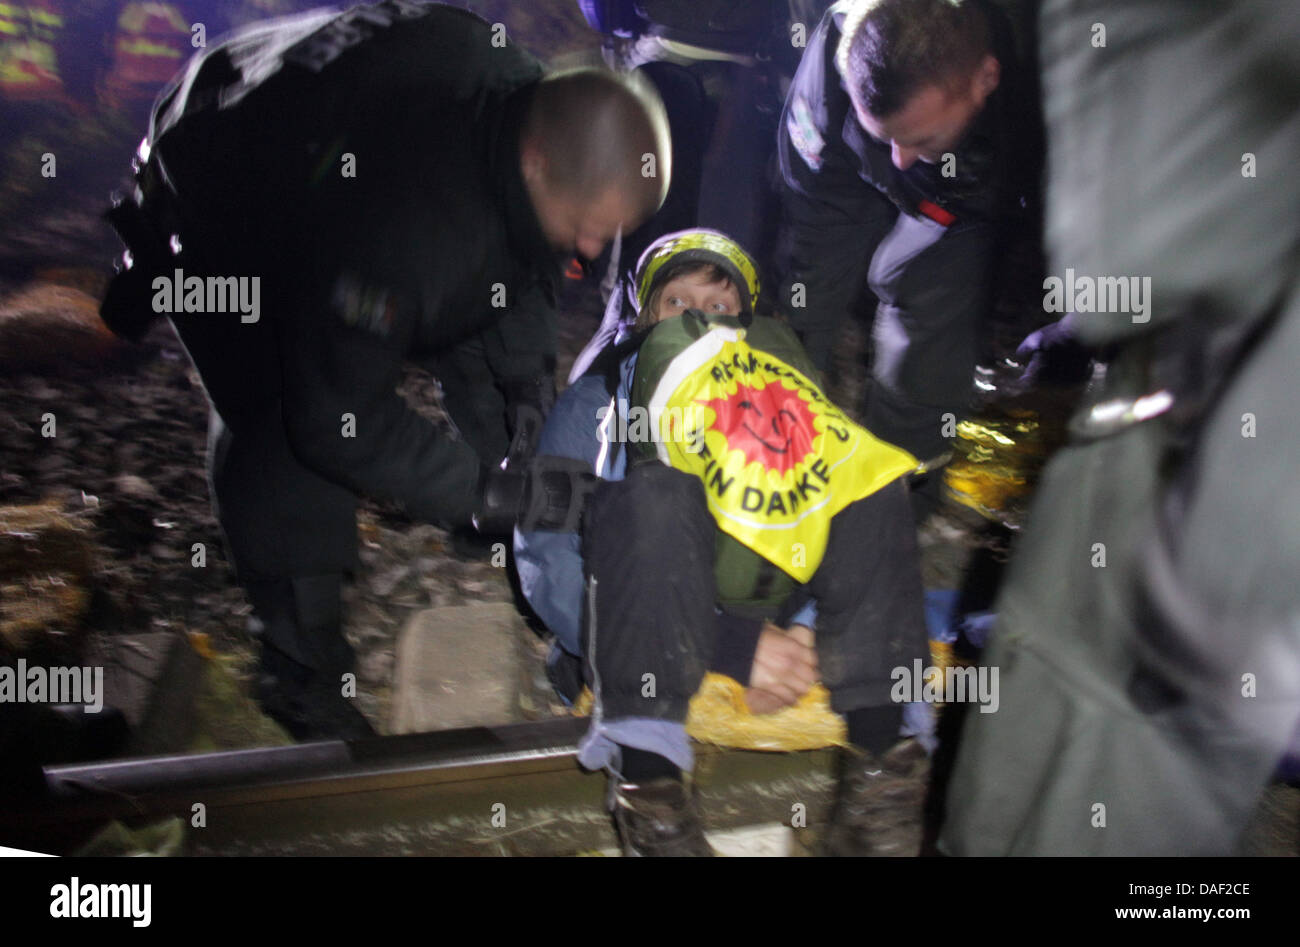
top-left (582, 462), bottom-right (927, 722)
top-left (169, 305), bottom-right (361, 676)
top-left (167, 255), bottom-right (509, 676)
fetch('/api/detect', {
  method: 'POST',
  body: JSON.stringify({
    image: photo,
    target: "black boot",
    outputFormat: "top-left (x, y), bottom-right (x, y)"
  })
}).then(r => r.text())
top-left (254, 644), bottom-right (375, 742)
top-left (822, 739), bottom-right (928, 856)
top-left (247, 576), bottom-right (374, 741)
top-left (611, 775), bottom-right (715, 857)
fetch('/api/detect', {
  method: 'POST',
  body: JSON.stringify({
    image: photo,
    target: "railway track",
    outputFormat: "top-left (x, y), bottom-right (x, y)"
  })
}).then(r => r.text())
top-left (2, 718), bottom-right (850, 856)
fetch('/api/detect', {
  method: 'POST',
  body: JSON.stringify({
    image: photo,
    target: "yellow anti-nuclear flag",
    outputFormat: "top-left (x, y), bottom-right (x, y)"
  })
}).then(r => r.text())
top-left (644, 325), bottom-right (918, 582)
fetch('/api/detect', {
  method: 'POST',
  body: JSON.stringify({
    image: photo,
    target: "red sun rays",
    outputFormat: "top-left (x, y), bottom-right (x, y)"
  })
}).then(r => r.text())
top-left (700, 381), bottom-right (818, 474)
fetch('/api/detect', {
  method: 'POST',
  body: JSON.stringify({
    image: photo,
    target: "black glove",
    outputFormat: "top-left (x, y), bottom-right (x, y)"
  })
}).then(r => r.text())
top-left (1010, 314), bottom-right (1093, 392)
top-left (470, 379), bottom-right (553, 535)
top-left (502, 373), bottom-right (557, 458)
top-left (502, 401), bottom-right (546, 471)
top-left (472, 465), bottom-right (528, 536)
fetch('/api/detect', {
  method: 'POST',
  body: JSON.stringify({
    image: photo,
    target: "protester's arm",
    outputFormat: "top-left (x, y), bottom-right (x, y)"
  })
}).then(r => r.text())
top-left (712, 612), bottom-right (764, 686)
top-left (745, 622), bottom-right (819, 714)
top-left (787, 599), bottom-right (818, 631)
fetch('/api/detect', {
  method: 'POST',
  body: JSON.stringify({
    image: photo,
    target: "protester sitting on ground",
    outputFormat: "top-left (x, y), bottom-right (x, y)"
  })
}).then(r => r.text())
top-left (515, 228), bottom-right (929, 856)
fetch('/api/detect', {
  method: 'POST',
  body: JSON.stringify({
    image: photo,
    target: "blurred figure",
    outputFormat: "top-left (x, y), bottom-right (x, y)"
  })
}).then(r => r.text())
top-left (940, 0), bottom-right (1300, 855)
top-left (100, 2), bottom-right (668, 740)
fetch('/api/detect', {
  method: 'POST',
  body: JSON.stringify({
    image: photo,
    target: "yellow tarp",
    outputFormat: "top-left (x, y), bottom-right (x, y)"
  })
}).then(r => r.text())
top-left (575, 673), bottom-right (845, 752)
top-left (573, 636), bottom-right (961, 752)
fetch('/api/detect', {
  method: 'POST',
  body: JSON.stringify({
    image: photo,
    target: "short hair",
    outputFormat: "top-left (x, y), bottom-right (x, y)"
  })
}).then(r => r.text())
top-left (522, 67), bottom-right (671, 216)
top-left (638, 261), bottom-right (735, 330)
top-left (837, 0), bottom-right (993, 118)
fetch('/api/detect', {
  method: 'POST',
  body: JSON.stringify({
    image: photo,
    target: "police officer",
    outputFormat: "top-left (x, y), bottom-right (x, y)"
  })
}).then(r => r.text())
top-left (775, 0), bottom-right (1042, 495)
top-left (101, 1), bottom-right (669, 739)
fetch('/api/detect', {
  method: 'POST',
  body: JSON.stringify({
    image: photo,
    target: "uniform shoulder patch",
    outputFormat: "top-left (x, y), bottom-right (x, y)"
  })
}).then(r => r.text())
top-left (331, 271), bottom-right (398, 338)
top-left (787, 94), bottom-right (825, 172)
top-left (283, 1), bottom-right (431, 73)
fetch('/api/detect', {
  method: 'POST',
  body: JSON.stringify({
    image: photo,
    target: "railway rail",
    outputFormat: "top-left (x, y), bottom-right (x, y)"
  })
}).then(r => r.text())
top-left (2, 718), bottom-right (844, 856)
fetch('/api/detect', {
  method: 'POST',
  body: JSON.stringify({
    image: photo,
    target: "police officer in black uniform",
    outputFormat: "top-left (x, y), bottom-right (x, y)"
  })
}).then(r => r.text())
top-left (775, 0), bottom-right (1041, 493)
top-left (101, 1), bottom-right (669, 739)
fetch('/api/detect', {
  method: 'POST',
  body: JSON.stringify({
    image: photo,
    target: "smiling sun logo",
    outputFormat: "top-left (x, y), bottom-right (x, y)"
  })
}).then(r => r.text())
top-left (639, 323), bottom-right (920, 582)
top-left (701, 381), bottom-right (819, 474)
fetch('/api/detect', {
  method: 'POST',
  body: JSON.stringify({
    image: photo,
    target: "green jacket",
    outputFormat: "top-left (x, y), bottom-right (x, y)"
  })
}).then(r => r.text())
top-left (630, 313), bottom-right (821, 613)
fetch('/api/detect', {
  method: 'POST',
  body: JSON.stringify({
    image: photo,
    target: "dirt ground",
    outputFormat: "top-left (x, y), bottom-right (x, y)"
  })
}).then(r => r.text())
top-left (4, 0), bottom-right (1292, 857)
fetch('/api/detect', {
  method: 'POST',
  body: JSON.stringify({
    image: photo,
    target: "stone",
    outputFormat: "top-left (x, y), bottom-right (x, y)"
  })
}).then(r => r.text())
top-left (390, 603), bottom-right (525, 733)
top-left (112, 474), bottom-right (160, 502)
top-left (94, 631), bottom-right (203, 755)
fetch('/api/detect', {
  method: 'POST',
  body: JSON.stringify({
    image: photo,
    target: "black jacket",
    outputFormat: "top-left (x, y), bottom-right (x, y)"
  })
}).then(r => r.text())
top-left (139, 1), bottom-right (560, 525)
top-left (773, 0), bottom-right (1044, 372)
top-left (778, 0), bottom-right (1042, 224)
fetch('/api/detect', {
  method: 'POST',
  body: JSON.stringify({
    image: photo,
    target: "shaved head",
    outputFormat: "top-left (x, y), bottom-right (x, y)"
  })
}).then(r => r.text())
top-left (520, 67), bottom-right (671, 219)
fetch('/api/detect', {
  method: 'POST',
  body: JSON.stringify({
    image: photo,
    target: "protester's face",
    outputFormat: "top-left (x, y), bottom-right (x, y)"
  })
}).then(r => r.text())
top-left (525, 169), bottom-right (642, 261)
top-left (652, 271), bottom-right (742, 323)
top-left (852, 56), bottom-right (999, 171)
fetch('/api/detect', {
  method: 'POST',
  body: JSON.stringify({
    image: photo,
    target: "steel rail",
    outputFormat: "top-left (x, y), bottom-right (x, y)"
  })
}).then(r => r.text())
top-left (1, 718), bottom-right (836, 855)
